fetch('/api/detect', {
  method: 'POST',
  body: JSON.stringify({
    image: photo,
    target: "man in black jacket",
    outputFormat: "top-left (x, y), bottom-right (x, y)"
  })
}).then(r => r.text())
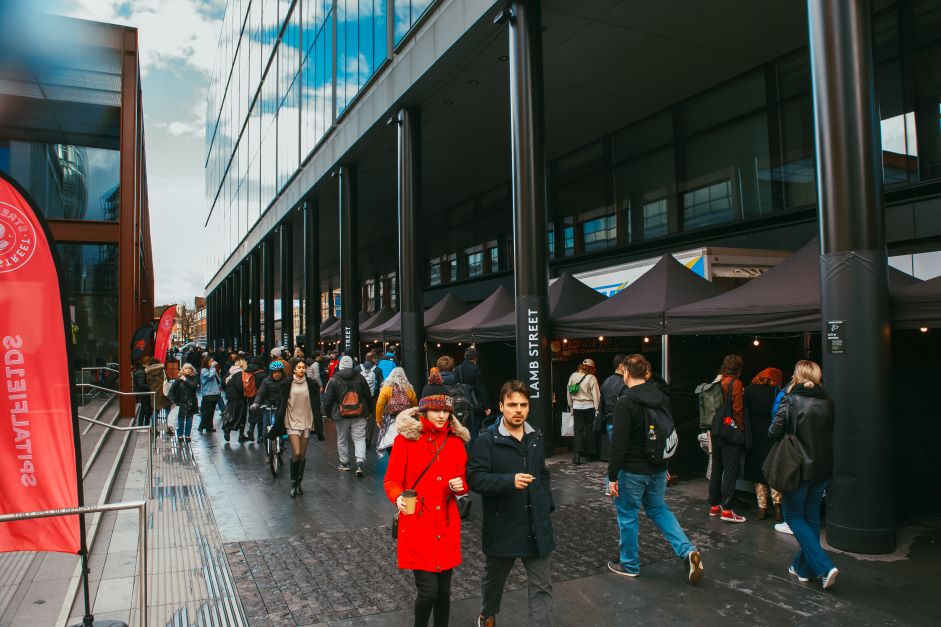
top-left (455, 347), bottom-right (491, 441)
top-left (468, 380), bottom-right (554, 627)
top-left (607, 354), bottom-right (703, 584)
top-left (323, 355), bottom-right (373, 476)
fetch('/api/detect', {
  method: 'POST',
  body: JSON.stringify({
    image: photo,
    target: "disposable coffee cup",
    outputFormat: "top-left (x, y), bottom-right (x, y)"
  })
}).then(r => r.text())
top-left (402, 490), bottom-right (418, 515)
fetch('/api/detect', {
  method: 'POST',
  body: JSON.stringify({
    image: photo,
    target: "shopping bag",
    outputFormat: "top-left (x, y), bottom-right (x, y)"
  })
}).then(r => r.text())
top-left (167, 405), bottom-right (180, 427)
top-left (561, 411), bottom-right (574, 437)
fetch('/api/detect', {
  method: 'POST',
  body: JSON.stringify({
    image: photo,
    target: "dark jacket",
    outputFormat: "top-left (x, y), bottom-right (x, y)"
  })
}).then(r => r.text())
top-left (253, 374), bottom-right (286, 410)
top-left (744, 384), bottom-right (778, 481)
top-left (608, 381), bottom-right (671, 479)
top-left (267, 377), bottom-right (322, 439)
top-left (168, 375), bottom-right (199, 416)
top-left (467, 417), bottom-right (555, 558)
top-left (455, 360), bottom-right (489, 413)
top-left (600, 373), bottom-right (626, 424)
top-left (224, 369), bottom-right (244, 403)
top-left (769, 384), bottom-right (834, 483)
top-left (322, 368), bottom-right (373, 420)
top-left (132, 366), bottom-right (149, 394)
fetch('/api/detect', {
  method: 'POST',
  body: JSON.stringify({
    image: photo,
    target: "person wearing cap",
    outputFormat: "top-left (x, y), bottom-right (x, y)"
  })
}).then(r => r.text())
top-left (455, 348), bottom-right (491, 437)
top-left (468, 380), bottom-right (555, 627)
top-left (384, 373), bottom-right (470, 627)
top-left (566, 358), bottom-right (602, 465)
top-left (377, 350), bottom-right (398, 381)
top-left (250, 360), bottom-right (287, 442)
top-left (323, 355), bottom-right (374, 475)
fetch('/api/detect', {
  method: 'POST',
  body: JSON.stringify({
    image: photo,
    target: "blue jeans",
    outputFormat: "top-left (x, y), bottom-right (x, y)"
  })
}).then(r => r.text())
top-left (782, 480), bottom-right (834, 578)
top-left (614, 470), bottom-right (694, 574)
top-left (177, 410), bottom-right (194, 437)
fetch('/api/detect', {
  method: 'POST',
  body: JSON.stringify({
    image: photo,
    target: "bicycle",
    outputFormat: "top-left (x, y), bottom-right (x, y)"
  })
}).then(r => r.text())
top-left (259, 403), bottom-right (288, 477)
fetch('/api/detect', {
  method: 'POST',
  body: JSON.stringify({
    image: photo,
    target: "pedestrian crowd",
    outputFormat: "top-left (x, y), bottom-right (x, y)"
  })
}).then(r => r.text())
top-left (131, 339), bottom-right (838, 626)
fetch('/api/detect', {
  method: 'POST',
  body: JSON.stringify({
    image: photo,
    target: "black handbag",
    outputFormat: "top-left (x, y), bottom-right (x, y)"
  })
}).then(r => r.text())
top-left (710, 378), bottom-right (745, 446)
top-left (762, 397), bottom-right (805, 493)
top-left (392, 434), bottom-right (450, 539)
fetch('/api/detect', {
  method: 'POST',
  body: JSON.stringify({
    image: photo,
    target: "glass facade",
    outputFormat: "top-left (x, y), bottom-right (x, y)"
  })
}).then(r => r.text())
top-left (206, 0), bottom-right (431, 282)
top-left (0, 141), bottom-right (120, 221)
top-left (58, 243), bottom-right (119, 370)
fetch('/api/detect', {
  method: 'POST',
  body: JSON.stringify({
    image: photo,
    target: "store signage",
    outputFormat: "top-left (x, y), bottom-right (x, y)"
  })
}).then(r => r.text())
top-left (0, 174), bottom-right (81, 554)
top-left (827, 320), bottom-right (846, 354)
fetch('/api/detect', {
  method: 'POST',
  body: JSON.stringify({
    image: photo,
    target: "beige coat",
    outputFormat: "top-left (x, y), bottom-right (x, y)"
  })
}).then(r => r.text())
top-left (566, 371), bottom-right (600, 411)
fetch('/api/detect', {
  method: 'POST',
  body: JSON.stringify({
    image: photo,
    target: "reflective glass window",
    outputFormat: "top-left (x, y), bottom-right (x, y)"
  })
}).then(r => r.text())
top-left (467, 251), bottom-right (483, 278)
top-left (429, 261), bottom-right (441, 286)
top-left (643, 199), bottom-right (668, 239)
top-left (337, 0), bottom-right (388, 114)
top-left (394, 0), bottom-right (434, 46)
top-left (489, 245), bottom-right (499, 272)
top-left (682, 181), bottom-right (733, 230)
top-left (301, 1), bottom-right (334, 157)
top-left (582, 214), bottom-right (617, 253)
top-left (0, 142), bottom-right (120, 221)
top-left (57, 243), bottom-right (118, 370)
top-left (614, 148), bottom-right (675, 241)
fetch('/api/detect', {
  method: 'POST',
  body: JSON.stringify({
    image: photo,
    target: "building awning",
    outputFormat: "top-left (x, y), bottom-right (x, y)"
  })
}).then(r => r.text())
top-left (428, 286), bottom-right (514, 343)
top-left (555, 256), bottom-right (725, 337)
top-left (473, 272), bottom-right (605, 341)
top-left (667, 238), bottom-right (920, 334)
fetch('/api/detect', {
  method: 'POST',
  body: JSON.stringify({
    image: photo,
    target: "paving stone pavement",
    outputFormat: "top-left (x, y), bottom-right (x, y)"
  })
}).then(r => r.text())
top-left (223, 459), bottom-right (734, 626)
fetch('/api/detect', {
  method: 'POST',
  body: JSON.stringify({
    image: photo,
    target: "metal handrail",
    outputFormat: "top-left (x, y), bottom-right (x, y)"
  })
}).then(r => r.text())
top-left (76, 383), bottom-right (155, 398)
top-left (0, 500), bottom-right (147, 627)
top-left (80, 366), bottom-right (119, 374)
top-left (79, 415), bottom-right (153, 497)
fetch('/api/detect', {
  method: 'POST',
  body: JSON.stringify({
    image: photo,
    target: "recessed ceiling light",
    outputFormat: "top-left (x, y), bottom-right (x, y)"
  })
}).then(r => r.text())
top-left (468, 80), bottom-right (479, 85)
top-left (443, 100), bottom-right (453, 106)
top-left (498, 55), bottom-right (508, 61)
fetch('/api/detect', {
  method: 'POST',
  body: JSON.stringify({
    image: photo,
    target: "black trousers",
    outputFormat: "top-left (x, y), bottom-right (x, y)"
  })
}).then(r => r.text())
top-left (199, 394), bottom-right (219, 431)
top-left (137, 397), bottom-right (152, 426)
top-left (709, 443), bottom-right (743, 509)
top-left (413, 569), bottom-right (452, 627)
top-left (572, 408), bottom-right (598, 456)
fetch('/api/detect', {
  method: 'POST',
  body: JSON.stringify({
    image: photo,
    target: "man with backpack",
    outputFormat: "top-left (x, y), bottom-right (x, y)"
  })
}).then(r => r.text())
top-left (455, 347), bottom-right (490, 438)
top-left (432, 356), bottom-right (478, 434)
top-left (606, 354), bottom-right (703, 584)
top-left (323, 355), bottom-right (373, 476)
top-left (360, 351), bottom-right (384, 447)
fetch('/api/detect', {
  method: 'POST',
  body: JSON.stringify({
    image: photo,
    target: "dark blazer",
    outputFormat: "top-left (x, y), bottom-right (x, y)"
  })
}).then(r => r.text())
top-left (769, 385), bottom-right (834, 483)
top-left (467, 418), bottom-right (555, 558)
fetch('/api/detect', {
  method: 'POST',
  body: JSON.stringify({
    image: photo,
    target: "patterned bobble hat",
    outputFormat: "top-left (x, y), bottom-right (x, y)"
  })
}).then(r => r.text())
top-left (419, 372), bottom-right (454, 413)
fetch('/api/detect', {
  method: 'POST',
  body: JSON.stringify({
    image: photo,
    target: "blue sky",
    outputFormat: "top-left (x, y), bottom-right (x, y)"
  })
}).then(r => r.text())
top-left (40, 0), bottom-right (226, 307)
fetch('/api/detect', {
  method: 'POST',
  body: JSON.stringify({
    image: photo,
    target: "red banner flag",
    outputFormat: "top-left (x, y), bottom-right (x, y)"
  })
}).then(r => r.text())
top-left (0, 173), bottom-right (81, 554)
top-left (154, 306), bottom-right (176, 364)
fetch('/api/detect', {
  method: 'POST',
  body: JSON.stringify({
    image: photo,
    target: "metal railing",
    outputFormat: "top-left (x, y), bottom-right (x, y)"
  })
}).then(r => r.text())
top-left (78, 414), bottom-right (153, 497)
top-left (0, 500), bottom-right (148, 627)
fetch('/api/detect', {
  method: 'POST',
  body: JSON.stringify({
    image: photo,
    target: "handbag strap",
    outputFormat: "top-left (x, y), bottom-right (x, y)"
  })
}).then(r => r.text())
top-left (409, 433), bottom-right (450, 490)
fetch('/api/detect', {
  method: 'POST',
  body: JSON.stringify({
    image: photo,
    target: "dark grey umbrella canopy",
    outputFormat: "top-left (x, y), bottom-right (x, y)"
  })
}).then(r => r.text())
top-left (428, 286), bottom-right (514, 343)
top-left (364, 293), bottom-right (472, 342)
top-left (554, 254), bottom-right (725, 337)
top-left (667, 238), bottom-right (920, 334)
top-left (892, 274), bottom-right (941, 329)
top-left (473, 272), bottom-right (606, 341)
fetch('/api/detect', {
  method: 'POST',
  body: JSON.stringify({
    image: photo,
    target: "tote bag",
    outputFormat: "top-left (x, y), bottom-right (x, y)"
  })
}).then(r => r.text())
top-left (560, 411), bottom-right (574, 437)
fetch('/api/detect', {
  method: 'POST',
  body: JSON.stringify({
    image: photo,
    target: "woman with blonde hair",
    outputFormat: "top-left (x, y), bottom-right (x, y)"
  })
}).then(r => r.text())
top-left (375, 367), bottom-right (419, 461)
top-left (566, 358), bottom-right (601, 465)
top-left (769, 360), bottom-right (838, 589)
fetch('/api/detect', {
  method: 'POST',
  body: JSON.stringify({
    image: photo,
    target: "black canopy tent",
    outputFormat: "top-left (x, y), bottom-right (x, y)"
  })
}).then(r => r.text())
top-left (363, 292), bottom-right (472, 342)
top-left (667, 238), bottom-right (920, 334)
top-left (892, 275), bottom-right (941, 329)
top-left (472, 272), bottom-right (606, 341)
top-left (554, 255), bottom-right (725, 338)
top-left (359, 306), bottom-right (396, 334)
top-left (321, 310), bottom-right (372, 341)
top-left (427, 285), bottom-right (514, 343)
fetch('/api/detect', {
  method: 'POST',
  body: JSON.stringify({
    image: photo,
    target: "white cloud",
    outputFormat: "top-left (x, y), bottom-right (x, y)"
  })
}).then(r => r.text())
top-left (152, 119), bottom-right (203, 138)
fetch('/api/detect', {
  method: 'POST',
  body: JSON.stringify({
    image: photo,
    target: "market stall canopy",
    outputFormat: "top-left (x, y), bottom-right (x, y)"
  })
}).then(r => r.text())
top-left (359, 306), bottom-right (396, 334)
top-left (554, 254), bottom-right (725, 337)
top-left (321, 310), bottom-right (372, 340)
top-left (667, 238), bottom-right (920, 334)
top-left (427, 286), bottom-right (514, 343)
top-left (362, 293), bottom-right (472, 342)
top-left (474, 272), bottom-right (606, 341)
top-left (892, 274), bottom-right (941, 329)
top-left (319, 315), bottom-right (337, 335)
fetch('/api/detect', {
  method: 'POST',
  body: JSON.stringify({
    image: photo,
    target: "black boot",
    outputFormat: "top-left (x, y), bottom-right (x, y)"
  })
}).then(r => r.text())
top-left (296, 459), bottom-right (306, 495)
top-left (289, 460), bottom-right (300, 498)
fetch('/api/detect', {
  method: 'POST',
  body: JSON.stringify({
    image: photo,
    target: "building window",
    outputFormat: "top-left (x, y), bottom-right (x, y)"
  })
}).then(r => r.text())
top-left (429, 261), bottom-right (441, 286)
top-left (394, 0), bottom-right (435, 46)
top-left (446, 255), bottom-right (458, 283)
top-left (563, 223), bottom-right (575, 257)
top-left (582, 214), bottom-right (617, 252)
top-left (682, 181), bottom-right (733, 230)
top-left (467, 250), bottom-right (484, 278)
top-left (547, 226), bottom-right (555, 260)
top-left (57, 243), bottom-right (118, 370)
top-left (488, 242), bottom-right (500, 273)
top-left (643, 199), bottom-right (668, 239)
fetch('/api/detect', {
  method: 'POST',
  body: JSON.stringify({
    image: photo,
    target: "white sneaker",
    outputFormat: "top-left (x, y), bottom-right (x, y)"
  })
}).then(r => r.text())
top-left (822, 567), bottom-right (839, 590)
top-left (775, 522), bottom-right (793, 535)
top-left (788, 565), bottom-right (810, 582)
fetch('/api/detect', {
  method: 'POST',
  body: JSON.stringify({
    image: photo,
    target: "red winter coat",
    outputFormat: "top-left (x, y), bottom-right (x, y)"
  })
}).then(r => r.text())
top-left (384, 408), bottom-right (470, 572)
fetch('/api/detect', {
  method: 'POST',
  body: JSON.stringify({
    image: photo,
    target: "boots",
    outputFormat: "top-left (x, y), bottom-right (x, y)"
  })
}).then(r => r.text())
top-left (774, 504), bottom-right (784, 522)
top-left (296, 459), bottom-right (306, 495)
top-left (289, 460), bottom-right (300, 498)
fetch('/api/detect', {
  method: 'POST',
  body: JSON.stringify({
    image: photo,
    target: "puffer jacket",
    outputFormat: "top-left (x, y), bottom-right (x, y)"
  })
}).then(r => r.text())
top-left (144, 363), bottom-right (170, 410)
top-left (769, 384), bottom-right (834, 483)
top-left (253, 374), bottom-right (286, 410)
top-left (384, 408), bottom-right (470, 572)
top-left (168, 375), bottom-right (199, 416)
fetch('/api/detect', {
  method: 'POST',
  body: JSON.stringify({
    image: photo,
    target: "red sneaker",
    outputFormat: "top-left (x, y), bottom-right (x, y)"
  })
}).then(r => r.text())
top-left (721, 510), bottom-right (747, 523)
top-left (709, 505), bottom-right (722, 517)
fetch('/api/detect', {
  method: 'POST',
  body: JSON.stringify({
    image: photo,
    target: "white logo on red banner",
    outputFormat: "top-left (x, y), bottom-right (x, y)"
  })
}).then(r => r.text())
top-left (0, 202), bottom-right (37, 274)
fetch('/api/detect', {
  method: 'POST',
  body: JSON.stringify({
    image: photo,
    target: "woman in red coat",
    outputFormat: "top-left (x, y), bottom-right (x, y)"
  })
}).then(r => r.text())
top-left (384, 373), bottom-right (470, 627)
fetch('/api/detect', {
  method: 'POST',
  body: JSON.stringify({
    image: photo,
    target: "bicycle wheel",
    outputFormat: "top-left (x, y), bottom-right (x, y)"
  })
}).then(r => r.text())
top-left (270, 445), bottom-right (281, 476)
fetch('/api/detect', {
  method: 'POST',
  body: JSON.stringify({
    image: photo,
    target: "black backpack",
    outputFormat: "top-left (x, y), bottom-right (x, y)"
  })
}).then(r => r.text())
top-left (445, 383), bottom-right (476, 426)
top-left (639, 404), bottom-right (679, 465)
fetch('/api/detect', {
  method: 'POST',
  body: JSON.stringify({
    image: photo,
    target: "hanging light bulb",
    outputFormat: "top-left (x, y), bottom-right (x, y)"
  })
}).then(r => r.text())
top-left (753, 337), bottom-right (760, 347)
top-left (562, 338), bottom-right (568, 344)
top-left (920, 327), bottom-right (929, 333)
top-left (436, 343), bottom-right (441, 348)
top-left (458, 342), bottom-right (462, 346)
top-left (643, 336), bottom-right (650, 343)
top-left (598, 336), bottom-right (605, 342)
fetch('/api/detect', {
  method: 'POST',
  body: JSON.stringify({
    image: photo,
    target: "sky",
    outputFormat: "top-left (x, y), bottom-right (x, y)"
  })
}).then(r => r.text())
top-left (40, 0), bottom-right (226, 307)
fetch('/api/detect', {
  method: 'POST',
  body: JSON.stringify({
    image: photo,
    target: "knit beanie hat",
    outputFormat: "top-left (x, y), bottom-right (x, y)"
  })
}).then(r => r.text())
top-left (339, 355), bottom-right (354, 370)
top-left (419, 372), bottom-right (453, 413)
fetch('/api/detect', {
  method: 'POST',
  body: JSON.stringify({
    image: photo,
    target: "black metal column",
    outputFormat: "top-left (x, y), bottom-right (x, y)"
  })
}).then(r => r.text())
top-left (338, 165), bottom-right (359, 357)
top-left (305, 200), bottom-right (321, 350)
top-left (250, 248), bottom-right (261, 355)
top-left (808, 0), bottom-right (894, 554)
top-left (499, 0), bottom-right (551, 438)
top-left (240, 263), bottom-right (249, 349)
top-left (222, 277), bottom-right (231, 349)
top-left (397, 108), bottom-right (425, 388)
top-left (263, 238), bottom-right (275, 354)
top-left (280, 222), bottom-right (294, 350)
